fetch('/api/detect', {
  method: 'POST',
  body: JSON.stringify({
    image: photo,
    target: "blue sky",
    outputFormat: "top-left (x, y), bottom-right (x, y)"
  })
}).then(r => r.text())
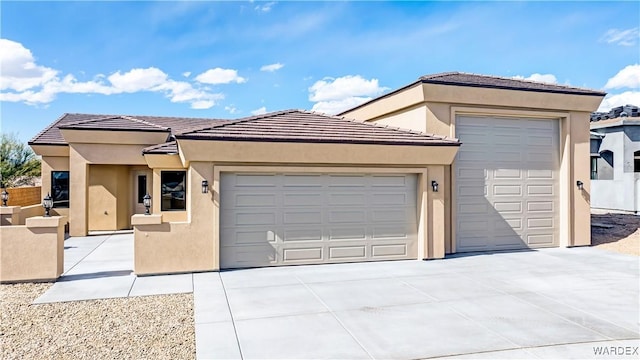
top-left (2, 1), bottom-right (639, 143)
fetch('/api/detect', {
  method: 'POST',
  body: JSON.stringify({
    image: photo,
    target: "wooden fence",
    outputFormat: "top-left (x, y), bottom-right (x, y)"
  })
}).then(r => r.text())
top-left (5, 186), bottom-right (41, 207)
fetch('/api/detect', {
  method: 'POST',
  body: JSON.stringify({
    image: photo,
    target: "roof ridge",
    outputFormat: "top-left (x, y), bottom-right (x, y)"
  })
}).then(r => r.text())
top-left (60, 115), bottom-right (123, 127)
top-left (120, 115), bottom-right (170, 130)
top-left (421, 71), bottom-right (601, 93)
top-left (180, 109), bottom-right (301, 135)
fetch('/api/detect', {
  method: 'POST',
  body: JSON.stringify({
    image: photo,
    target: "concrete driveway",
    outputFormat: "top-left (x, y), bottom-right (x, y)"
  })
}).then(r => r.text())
top-left (194, 248), bottom-right (639, 359)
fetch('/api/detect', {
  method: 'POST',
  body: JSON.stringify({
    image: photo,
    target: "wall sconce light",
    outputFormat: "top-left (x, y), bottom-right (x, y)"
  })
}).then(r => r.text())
top-left (202, 180), bottom-right (209, 194)
top-left (1, 189), bottom-right (8, 207)
top-left (576, 180), bottom-right (584, 191)
top-left (143, 193), bottom-right (151, 215)
top-left (43, 193), bottom-right (53, 217)
top-left (431, 180), bottom-right (439, 192)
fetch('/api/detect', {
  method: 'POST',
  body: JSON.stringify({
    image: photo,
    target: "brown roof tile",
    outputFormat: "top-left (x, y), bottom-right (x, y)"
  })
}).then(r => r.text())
top-left (420, 72), bottom-right (606, 96)
top-left (29, 113), bottom-right (228, 146)
top-left (339, 71), bottom-right (606, 115)
top-left (59, 116), bottom-right (170, 132)
top-left (142, 141), bottom-right (179, 155)
top-left (177, 110), bottom-right (460, 146)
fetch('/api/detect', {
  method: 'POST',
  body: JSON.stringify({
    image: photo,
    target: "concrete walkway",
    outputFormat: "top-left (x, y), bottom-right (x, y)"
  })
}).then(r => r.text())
top-left (34, 235), bottom-right (639, 359)
top-left (34, 232), bottom-right (193, 303)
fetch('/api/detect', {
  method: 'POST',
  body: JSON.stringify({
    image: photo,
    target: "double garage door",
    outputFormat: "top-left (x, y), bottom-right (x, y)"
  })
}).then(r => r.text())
top-left (455, 116), bottom-right (560, 252)
top-left (220, 173), bottom-right (418, 269)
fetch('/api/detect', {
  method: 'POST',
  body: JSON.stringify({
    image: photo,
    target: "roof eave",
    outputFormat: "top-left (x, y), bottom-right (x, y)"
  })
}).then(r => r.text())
top-left (176, 135), bottom-right (460, 147)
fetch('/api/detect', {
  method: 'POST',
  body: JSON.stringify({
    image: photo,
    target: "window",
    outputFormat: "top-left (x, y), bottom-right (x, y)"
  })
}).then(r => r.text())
top-left (591, 157), bottom-right (598, 180)
top-left (51, 171), bottom-right (69, 208)
top-left (161, 171), bottom-right (186, 211)
top-left (137, 175), bottom-right (147, 203)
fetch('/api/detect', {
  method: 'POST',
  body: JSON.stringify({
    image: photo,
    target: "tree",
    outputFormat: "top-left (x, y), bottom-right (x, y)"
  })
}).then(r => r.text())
top-left (0, 133), bottom-right (41, 188)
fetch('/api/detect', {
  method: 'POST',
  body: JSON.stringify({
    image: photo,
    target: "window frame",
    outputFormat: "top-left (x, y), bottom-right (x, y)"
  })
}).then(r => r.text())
top-left (51, 171), bottom-right (70, 208)
top-left (160, 171), bottom-right (187, 212)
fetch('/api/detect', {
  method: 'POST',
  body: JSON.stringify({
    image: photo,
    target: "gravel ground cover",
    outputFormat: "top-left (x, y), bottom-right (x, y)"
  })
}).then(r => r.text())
top-left (1, 283), bottom-right (195, 359)
top-left (591, 212), bottom-right (640, 256)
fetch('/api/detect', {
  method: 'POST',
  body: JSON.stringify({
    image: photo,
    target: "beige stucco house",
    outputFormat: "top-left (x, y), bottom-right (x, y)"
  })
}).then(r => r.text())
top-left (29, 72), bottom-right (605, 275)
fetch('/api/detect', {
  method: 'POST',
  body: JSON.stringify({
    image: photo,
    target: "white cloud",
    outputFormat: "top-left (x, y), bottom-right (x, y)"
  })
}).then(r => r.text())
top-left (182, 71), bottom-right (191, 78)
top-left (600, 27), bottom-right (639, 47)
top-left (311, 97), bottom-right (373, 115)
top-left (191, 100), bottom-right (216, 110)
top-left (255, 2), bottom-right (275, 12)
top-left (604, 64), bottom-right (640, 90)
top-left (309, 75), bottom-right (386, 102)
top-left (108, 67), bottom-right (168, 92)
top-left (512, 73), bottom-right (558, 84)
top-left (308, 75), bottom-right (387, 114)
top-left (597, 91), bottom-right (640, 112)
top-left (260, 63), bottom-right (284, 72)
top-left (225, 105), bottom-right (239, 114)
top-left (195, 68), bottom-right (246, 84)
top-left (0, 39), bottom-right (58, 92)
top-left (251, 106), bottom-right (267, 115)
top-left (0, 38), bottom-right (227, 109)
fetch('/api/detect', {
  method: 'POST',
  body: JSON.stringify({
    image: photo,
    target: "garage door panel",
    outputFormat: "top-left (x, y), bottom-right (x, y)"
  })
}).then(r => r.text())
top-left (493, 201), bottom-right (523, 213)
top-left (233, 193), bottom-right (277, 207)
top-left (371, 175), bottom-right (410, 187)
top-left (371, 225), bottom-right (412, 239)
top-left (328, 193), bottom-right (366, 206)
top-left (221, 173), bottom-right (417, 268)
top-left (283, 228), bottom-right (323, 242)
top-left (527, 201), bottom-right (554, 212)
top-left (328, 175), bottom-right (366, 187)
top-left (527, 234), bottom-right (555, 245)
top-left (328, 227), bottom-right (367, 240)
top-left (283, 210), bottom-right (322, 225)
top-left (220, 245), bottom-right (277, 268)
top-left (283, 193), bottom-right (323, 206)
top-left (455, 116), bottom-right (559, 252)
top-left (371, 209), bottom-right (410, 223)
top-left (283, 247), bottom-right (323, 262)
top-left (329, 246), bottom-right (367, 259)
top-left (234, 174), bottom-right (278, 187)
top-left (221, 229), bottom-right (276, 246)
top-left (371, 244), bottom-right (408, 257)
top-left (283, 174), bottom-right (323, 187)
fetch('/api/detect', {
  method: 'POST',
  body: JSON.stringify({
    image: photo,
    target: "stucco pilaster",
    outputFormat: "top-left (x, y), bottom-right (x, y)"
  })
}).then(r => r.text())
top-left (69, 146), bottom-right (88, 236)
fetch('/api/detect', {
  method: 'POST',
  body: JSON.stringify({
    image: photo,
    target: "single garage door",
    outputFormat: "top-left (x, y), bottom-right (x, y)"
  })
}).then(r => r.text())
top-left (455, 116), bottom-right (560, 252)
top-left (220, 173), bottom-right (418, 269)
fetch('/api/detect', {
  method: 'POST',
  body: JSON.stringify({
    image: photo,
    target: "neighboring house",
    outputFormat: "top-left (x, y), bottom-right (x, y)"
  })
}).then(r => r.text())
top-left (589, 104), bottom-right (640, 213)
top-left (28, 72), bottom-right (604, 274)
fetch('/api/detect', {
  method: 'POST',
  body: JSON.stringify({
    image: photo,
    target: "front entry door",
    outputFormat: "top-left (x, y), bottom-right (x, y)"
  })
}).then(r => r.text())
top-left (133, 171), bottom-right (152, 214)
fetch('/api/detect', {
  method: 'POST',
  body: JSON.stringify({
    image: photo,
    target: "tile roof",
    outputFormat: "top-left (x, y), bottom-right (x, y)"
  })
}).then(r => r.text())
top-left (339, 71), bottom-right (606, 115)
top-left (142, 141), bottom-right (179, 155)
top-left (59, 116), bottom-right (170, 132)
top-left (419, 72), bottom-right (606, 96)
top-left (176, 110), bottom-right (460, 146)
top-left (29, 113), bottom-right (228, 146)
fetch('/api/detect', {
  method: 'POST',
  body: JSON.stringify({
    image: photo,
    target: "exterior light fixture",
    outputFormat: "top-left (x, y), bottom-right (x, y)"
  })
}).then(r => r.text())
top-left (143, 194), bottom-right (151, 215)
top-left (1, 189), bottom-right (8, 207)
top-left (202, 180), bottom-right (209, 194)
top-left (431, 180), bottom-right (439, 192)
top-left (576, 180), bottom-right (584, 190)
top-left (43, 193), bottom-right (53, 217)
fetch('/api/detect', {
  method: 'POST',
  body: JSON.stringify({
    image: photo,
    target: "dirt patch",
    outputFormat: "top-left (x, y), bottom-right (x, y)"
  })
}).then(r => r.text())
top-left (591, 212), bottom-right (640, 256)
top-left (0, 283), bottom-right (195, 359)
